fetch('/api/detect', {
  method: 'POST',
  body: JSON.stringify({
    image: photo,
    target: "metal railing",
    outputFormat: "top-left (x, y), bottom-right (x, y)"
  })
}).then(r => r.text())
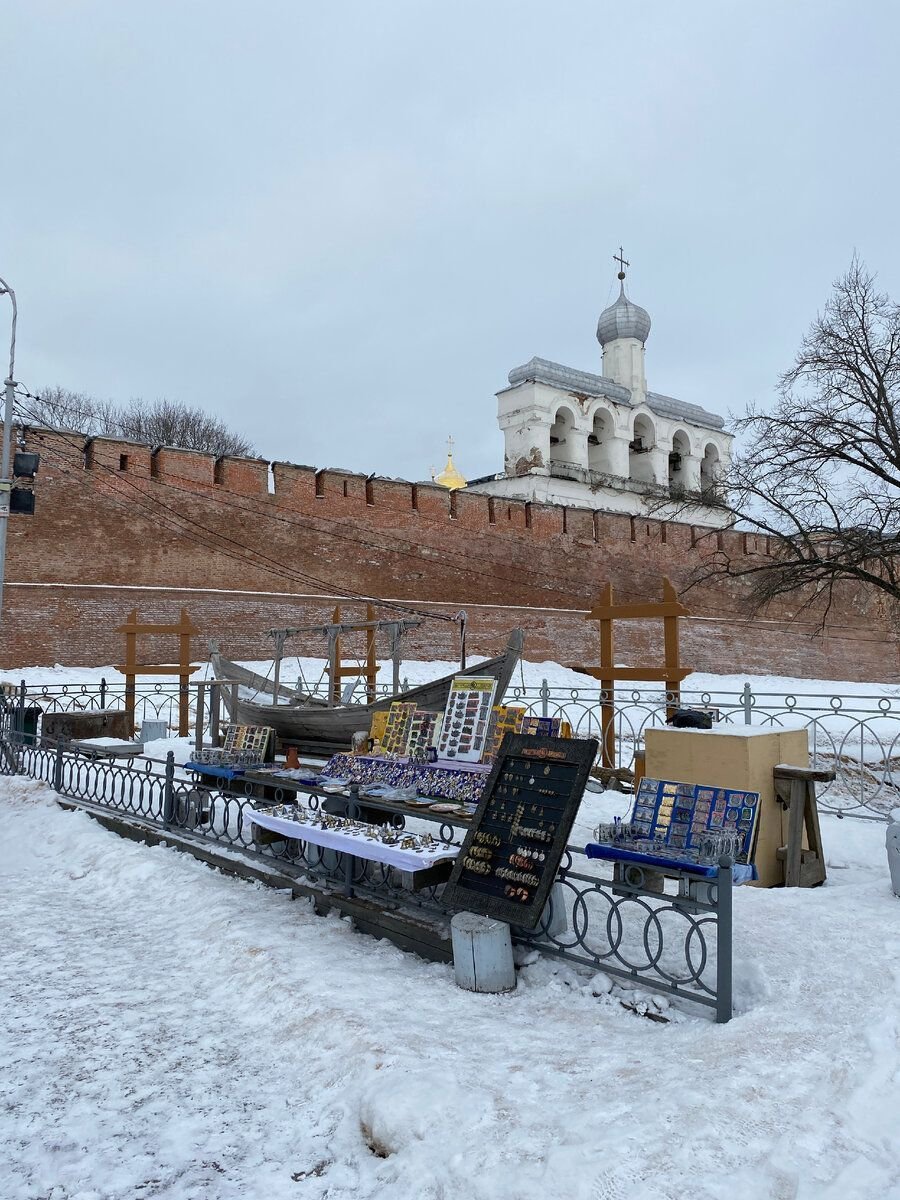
top-left (4, 673), bottom-right (899, 818)
top-left (523, 854), bottom-right (732, 1021)
top-left (0, 714), bottom-right (733, 1022)
top-left (506, 681), bottom-right (900, 820)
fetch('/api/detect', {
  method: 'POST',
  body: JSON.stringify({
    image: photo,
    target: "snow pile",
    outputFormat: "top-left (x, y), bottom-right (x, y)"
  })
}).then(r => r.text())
top-left (2, 777), bottom-right (899, 1199)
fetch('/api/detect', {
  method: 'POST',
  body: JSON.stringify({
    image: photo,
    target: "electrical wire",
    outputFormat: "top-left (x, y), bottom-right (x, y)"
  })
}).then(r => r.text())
top-left (12, 385), bottom-right (597, 607)
top-left (11, 401), bottom-right (459, 624)
top-left (14, 388), bottom-right (592, 604)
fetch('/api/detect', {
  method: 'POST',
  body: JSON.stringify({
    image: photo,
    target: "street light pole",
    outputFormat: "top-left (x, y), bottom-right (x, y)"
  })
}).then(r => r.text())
top-left (0, 275), bottom-right (18, 621)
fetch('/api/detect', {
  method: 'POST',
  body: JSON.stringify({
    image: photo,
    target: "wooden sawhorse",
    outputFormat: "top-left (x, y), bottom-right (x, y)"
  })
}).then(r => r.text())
top-left (773, 765), bottom-right (833, 887)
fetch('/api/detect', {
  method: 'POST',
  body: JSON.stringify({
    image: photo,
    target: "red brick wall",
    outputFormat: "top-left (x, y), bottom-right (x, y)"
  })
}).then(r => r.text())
top-left (2, 425), bottom-right (897, 682)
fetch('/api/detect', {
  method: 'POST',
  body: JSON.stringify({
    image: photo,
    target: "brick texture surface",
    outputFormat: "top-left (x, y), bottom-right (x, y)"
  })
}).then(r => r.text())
top-left (2, 426), bottom-right (897, 682)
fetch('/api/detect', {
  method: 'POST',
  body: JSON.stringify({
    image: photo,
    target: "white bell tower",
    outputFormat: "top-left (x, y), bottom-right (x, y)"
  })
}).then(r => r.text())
top-left (596, 248), bottom-right (651, 405)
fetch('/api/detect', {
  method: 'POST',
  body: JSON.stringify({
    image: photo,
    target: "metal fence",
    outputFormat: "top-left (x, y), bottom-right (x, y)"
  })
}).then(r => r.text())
top-left (5, 673), bottom-right (899, 819)
top-left (0, 714), bottom-right (733, 1022)
top-left (510, 682), bottom-right (900, 821)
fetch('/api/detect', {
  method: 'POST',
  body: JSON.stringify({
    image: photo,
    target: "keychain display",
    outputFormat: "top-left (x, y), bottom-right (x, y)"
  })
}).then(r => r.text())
top-left (443, 733), bottom-right (598, 930)
top-left (379, 702), bottom-right (418, 757)
top-left (480, 704), bottom-right (526, 763)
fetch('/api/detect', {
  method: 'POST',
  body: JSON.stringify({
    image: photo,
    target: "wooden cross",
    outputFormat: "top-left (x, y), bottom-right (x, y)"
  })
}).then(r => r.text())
top-left (613, 246), bottom-right (629, 276)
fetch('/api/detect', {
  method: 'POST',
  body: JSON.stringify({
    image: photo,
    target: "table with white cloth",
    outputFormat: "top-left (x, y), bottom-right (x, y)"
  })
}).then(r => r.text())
top-left (247, 808), bottom-right (460, 872)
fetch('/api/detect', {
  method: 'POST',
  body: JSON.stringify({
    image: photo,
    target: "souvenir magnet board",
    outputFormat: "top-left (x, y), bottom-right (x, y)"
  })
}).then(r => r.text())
top-left (436, 677), bottom-right (497, 763)
top-left (480, 704), bottom-right (525, 763)
top-left (380, 701), bottom-right (417, 757)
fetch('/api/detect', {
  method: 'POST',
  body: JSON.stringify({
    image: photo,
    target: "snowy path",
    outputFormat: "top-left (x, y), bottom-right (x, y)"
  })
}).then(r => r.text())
top-left (2, 778), bottom-right (899, 1200)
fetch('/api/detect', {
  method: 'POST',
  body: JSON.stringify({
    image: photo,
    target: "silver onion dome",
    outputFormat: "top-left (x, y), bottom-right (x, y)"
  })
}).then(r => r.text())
top-left (596, 282), bottom-right (652, 346)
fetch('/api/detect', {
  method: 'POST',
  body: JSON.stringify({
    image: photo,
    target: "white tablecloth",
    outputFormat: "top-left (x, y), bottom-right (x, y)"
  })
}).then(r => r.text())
top-left (248, 810), bottom-right (459, 872)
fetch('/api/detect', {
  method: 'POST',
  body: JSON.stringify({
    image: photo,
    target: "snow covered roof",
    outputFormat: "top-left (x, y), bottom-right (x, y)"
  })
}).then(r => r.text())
top-left (503, 357), bottom-right (726, 431)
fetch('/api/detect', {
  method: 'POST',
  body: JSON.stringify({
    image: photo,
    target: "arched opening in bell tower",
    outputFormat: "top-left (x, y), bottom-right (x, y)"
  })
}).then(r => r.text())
top-left (549, 405), bottom-right (576, 467)
top-left (629, 414), bottom-right (656, 483)
top-left (588, 408), bottom-right (614, 474)
top-left (668, 429), bottom-right (691, 493)
top-left (701, 442), bottom-right (721, 496)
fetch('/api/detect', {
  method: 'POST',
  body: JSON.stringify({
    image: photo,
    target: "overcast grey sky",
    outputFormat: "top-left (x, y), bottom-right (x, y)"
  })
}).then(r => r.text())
top-left (4, 1), bottom-right (898, 482)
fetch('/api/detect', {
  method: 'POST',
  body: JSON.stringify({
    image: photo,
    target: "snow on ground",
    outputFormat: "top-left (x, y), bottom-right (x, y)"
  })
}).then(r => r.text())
top-left (2, 777), bottom-right (899, 1200)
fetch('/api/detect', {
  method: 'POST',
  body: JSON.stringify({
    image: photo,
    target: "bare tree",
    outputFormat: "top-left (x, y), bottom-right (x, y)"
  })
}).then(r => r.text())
top-left (25, 386), bottom-right (111, 433)
top-left (27, 389), bottom-right (255, 457)
top-left (696, 257), bottom-right (900, 621)
top-left (112, 399), bottom-right (255, 457)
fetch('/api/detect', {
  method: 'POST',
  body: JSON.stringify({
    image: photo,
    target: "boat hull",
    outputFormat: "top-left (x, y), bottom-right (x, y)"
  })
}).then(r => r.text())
top-left (214, 630), bottom-right (524, 757)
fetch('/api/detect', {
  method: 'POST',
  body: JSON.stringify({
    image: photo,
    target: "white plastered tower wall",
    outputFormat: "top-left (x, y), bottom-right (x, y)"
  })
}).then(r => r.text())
top-left (474, 265), bottom-right (733, 527)
top-left (602, 337), bottom-right (647, 405)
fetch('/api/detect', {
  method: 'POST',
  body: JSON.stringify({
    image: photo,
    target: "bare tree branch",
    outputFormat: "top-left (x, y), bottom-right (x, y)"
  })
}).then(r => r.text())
top-left (28, 388), bottom-right (255, 458)
top-left (689, 258), bottom-right (900, 627)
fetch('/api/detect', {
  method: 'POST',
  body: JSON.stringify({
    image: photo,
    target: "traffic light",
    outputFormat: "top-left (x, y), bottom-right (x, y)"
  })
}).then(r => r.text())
top-left (10, 451), bottom-right (39, 516)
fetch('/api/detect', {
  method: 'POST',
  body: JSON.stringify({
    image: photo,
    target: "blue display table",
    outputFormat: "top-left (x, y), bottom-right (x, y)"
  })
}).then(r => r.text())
top-left (584, 842), bottom-right (756, 883)
top-left (183, 761), bottom-right (250, 782)
top-left (585, 775), bottom-right (762, 884)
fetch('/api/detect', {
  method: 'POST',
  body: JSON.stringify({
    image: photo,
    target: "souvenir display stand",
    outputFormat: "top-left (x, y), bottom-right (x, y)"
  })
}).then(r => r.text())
top-left (247, 807), bottom-right (459, 872)
top-left (240, 774), bottom-right (468, 892)
top-left (239, 762), bottom-right (487, 829)
top-left (643, 724), bottom-right (809, 887)
top-left (317, 753), bottom-right (489, 809)
top-left (436, 678), bottom-right (497, 762)
top-left (585, 776), bottom-right (760, 884)
top-left (443, 734), bottom-right (599, 930)
top-left (235, 685), bottom-right (579, 899)
top-left (184, 724), bottom-right (275, 793)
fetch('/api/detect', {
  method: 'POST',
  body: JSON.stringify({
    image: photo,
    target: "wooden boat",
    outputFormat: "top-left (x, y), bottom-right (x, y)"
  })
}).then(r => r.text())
top-left (205, 644), bottom-right (309, 703)
top-left (210, 630), bottom-right (525, 757)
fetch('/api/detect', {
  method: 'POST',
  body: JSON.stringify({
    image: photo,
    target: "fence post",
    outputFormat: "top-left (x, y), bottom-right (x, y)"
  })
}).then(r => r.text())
top-left (209, 681), bottom-right (220, 747)
top-left (195, 682), bottom-right (205, 757)
top-left (163, 750), bottom-right (175, 828)
top-left (541, 678), bottom-right (549, 718)
top-left (742, 682), bottom-right (752, 725)
top-left (100, 676), bottom-right (107, 709)
top-left (715, 856), bottom-right (733, 1024)
top-left (16, 679), bottom-right (26, 744)
top-left (53, 740), bottom-right (64, 792)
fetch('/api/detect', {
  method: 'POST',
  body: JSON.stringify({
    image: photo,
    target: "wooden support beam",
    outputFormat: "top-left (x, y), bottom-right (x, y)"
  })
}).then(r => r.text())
top-left (123, 607), bottom-right (137, 737)
top-left (115, 620), bottom-right (200, 636)
top-left (114, 664), bottom-right (201, 676)
top-left (365, 602), bottom-right (377, 703)
top-left (586, 600), bottom-right (691, 621)
top-left (576, 666), bottom-right (694, 683)
top-left (582, 576), bottom-right (693, 769)
top-left (329, 605), bottom-right (341, 706)
top-left (118, 606), bottom-right (199, 738)
top-left (774, 765), bottom-right (836, 784)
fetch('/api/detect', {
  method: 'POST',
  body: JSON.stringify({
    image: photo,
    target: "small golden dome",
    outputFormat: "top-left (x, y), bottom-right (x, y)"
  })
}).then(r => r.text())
top-left (432, 437), bottom-right (467, 490)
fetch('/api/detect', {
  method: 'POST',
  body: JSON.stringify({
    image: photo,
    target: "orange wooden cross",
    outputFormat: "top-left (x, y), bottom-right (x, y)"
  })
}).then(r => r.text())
top-left (116, 607), bottom-right (200, 736)
top-left (575, 577), bottom-right (692, 767)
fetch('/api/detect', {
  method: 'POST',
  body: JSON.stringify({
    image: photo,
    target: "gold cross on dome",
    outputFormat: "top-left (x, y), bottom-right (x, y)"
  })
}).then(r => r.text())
top-left (613, 246), bottom-right (629, 276)
top-left (447, 435), bottom-right (454, 456)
